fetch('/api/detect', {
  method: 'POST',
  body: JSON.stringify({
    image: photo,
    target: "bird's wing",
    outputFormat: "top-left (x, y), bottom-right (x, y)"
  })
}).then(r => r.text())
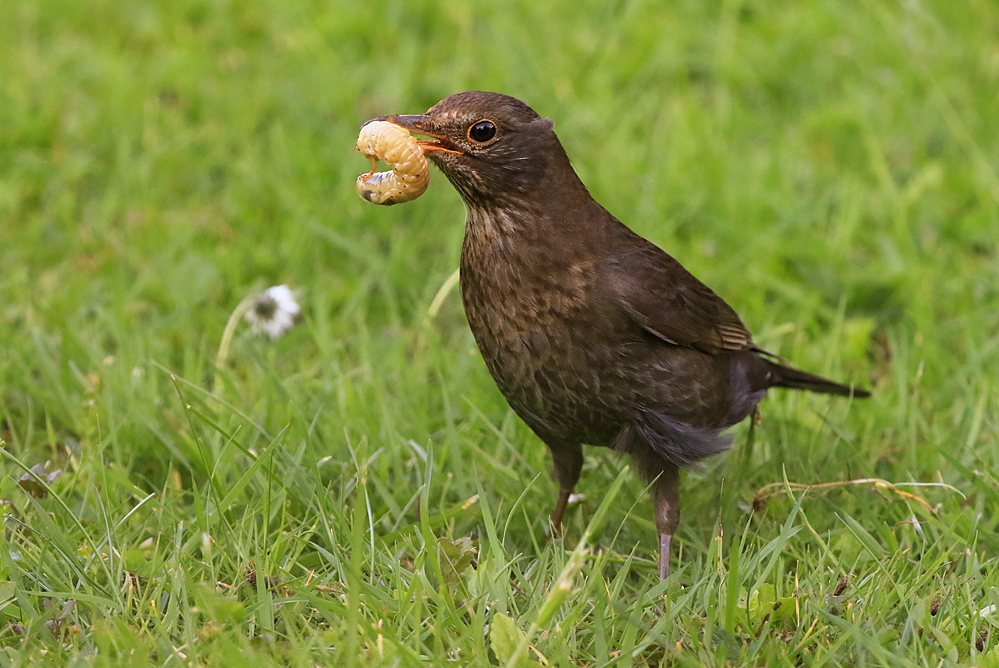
top-left (605, 243), bottom-right (755, 355)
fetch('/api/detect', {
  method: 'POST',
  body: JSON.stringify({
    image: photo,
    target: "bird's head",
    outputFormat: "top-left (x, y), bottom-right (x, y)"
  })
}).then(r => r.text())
top-left (370, 91), bottom-right (565, 209)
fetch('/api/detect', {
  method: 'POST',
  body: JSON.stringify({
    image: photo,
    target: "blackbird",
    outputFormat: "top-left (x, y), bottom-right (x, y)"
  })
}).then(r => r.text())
top-left (368, 91), bottom-right (870, 580)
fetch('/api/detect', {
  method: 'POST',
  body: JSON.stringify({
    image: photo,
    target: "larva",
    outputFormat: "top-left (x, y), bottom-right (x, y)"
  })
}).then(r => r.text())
top-left (354, 120), bottom-right (429, 205)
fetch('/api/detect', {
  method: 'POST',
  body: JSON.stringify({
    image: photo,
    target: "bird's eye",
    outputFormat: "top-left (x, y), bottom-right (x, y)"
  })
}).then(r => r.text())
top-left (468, 120), bottom-right (497, 143)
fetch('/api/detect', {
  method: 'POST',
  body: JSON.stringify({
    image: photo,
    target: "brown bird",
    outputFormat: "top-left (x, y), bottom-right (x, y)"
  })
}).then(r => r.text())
top-left (367, 91), bottom-right (869, 580)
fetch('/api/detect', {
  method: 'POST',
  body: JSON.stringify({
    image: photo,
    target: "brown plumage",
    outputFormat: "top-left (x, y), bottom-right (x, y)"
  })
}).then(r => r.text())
top-left (369, 91), bottom-right (869, 580)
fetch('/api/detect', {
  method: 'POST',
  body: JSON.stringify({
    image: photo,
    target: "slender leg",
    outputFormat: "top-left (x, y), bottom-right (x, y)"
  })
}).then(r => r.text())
top-left (650, 463), bottom-right (681, 581)
top-left (547, 442), bottom-right (583, 535)
top-left (659, 533), bottom-right (672, 581)
top-left (551, 486), bottom-right (572, 536)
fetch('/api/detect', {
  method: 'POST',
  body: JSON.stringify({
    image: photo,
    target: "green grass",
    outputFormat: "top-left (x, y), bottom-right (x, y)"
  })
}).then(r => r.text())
top-left (1, 0), bottom-right (998, 665)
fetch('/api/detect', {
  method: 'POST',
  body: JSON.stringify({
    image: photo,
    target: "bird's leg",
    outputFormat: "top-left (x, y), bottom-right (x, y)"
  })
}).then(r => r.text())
top-left (547, 442), bottom-right (583, 536)
top-left (659, 533), bottom-right (672, 581)
top-left (551, 486), bottom-right (572, 536)
top-left (650, 462), bottom-right (681, 581)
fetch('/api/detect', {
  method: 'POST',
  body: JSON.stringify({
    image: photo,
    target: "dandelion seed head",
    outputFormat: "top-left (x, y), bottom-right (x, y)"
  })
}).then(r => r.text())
top-left (244, 284), bottom-right (301, 339)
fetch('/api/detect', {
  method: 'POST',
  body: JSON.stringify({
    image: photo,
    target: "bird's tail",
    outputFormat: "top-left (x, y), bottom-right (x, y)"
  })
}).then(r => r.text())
top-left (767, 361), bottom-right (871, 398)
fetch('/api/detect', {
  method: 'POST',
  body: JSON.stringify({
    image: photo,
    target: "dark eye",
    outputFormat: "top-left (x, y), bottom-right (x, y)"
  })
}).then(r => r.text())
top-left (468, 120), bottom-right (497, 143)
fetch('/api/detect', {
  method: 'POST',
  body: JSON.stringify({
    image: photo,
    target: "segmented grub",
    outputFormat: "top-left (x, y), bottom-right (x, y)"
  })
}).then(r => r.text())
top-left (355, 120), bottom-right (429, 205)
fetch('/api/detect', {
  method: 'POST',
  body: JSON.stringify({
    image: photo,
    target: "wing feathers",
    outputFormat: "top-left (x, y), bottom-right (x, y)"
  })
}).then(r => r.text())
top-left (607, 240), bottom-right (754, 355)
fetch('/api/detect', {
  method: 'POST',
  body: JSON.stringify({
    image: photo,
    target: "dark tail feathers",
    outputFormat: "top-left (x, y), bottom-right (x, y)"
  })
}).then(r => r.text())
top-left (767, 361), bottom-right (871, 398)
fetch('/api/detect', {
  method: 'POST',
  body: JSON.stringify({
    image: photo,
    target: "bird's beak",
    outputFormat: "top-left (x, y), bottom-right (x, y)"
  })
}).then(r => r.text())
top-left (369, 114), bottom-right (462, 155)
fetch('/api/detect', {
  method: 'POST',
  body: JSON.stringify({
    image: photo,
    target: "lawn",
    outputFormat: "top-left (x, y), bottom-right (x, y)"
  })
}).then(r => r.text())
top-left (1, 0), bottom-right (998, 665)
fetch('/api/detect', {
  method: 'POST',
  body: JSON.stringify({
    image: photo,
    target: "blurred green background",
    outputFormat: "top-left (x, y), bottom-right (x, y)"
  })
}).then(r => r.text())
top-left (1, 0), bottom-right (997, 665)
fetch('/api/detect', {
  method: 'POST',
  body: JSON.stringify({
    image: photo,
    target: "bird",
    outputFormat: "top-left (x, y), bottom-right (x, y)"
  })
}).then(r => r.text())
top-left (366, 91), bottom-right (870, 580)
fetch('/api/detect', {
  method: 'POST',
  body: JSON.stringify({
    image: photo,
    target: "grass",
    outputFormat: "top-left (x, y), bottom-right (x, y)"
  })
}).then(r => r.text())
top-left (1, 0), bottom-right (998, 665)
